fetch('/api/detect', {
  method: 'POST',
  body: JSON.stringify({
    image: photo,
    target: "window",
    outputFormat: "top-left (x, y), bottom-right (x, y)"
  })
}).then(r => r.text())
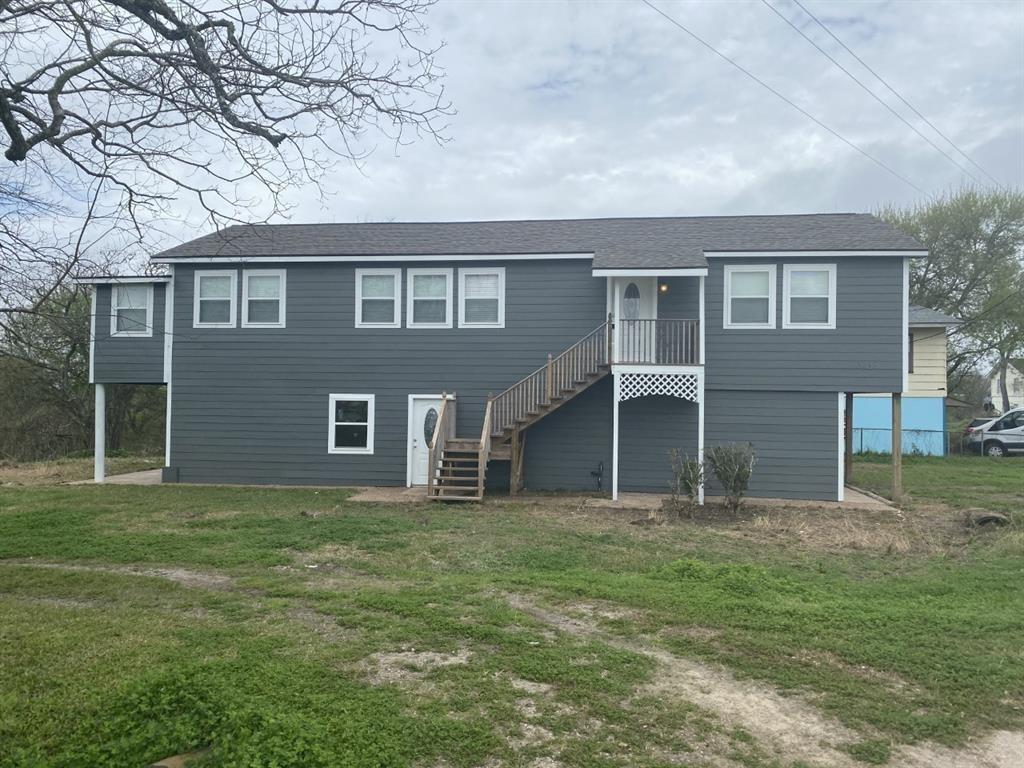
top-left (193, 270), bottom-right (236, 328)
top-left (783, 264), bottom-right (836, 329)
top-left (724, 265), bottom-right (775, 329)
top-left (110, 284), bottom-right (153, 337)
top-left (623, 283), bottom-right (641, 320)
top-left (356, 269), bottom-right (400, 328)
top-left (459, 267), bottom-right (505, 328)
top-left (407, 268), bottom-right (452, 328)
top-left (328, 394), bottom-right (374, 454)
top-left (242, 269), bottom-right (286, 327)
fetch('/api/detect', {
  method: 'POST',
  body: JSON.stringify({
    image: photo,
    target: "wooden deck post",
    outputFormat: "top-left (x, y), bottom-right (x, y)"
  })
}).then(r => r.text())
top-left (892, 392), bottom-right (903, 504)
top-left (94, 383), bottom-right (106, 483)
top-left (606, 312), bottom-right (614, 364)
top-left (510, 428), bottom-right (521, 496)
top-left (546, 353), bottom-right (553, 402)
top-left (844, 392), bottom-right (854, 484)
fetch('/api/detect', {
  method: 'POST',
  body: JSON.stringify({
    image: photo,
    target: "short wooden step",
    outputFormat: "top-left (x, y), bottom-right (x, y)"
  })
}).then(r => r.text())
top-left (441, 456), bottom-right (479, 464)
top-left (445, 439), bottom-right (481, 451)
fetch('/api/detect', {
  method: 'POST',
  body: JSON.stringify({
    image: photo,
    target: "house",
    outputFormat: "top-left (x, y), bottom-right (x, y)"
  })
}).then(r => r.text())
top-left (989, 359), bottom-right (1024, 412)
top-left (79, 213), bottom-right (926, 502)
top-left (853, 305), bottom-right (959, 456)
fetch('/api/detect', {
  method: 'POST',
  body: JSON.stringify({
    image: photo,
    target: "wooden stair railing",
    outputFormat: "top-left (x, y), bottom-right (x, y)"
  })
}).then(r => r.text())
top-left (490, 317), bottom-right (612, 440)
top-left (425, 394), bottom-right (455, 499)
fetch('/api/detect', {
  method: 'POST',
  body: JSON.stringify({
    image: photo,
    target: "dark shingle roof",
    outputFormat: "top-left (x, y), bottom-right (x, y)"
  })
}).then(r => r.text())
top-left (909, 305), bottom-right (960, 326)
top-left (151, 213), bottom-right (925, 268)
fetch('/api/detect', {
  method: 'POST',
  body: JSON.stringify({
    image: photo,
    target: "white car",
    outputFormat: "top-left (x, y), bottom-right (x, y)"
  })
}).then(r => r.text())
top-left (967, 408), bottom-right (1024, 457)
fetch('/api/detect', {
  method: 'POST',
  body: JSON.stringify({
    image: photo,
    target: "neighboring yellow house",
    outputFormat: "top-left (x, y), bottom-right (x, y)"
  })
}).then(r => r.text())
top-left (989, 360), bottom-right (1024, 411)
top-left (854, 306), bottom-right (959, 455)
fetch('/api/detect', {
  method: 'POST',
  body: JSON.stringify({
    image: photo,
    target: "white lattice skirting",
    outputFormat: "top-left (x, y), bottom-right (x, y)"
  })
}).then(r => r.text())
top-left (617, 372), bottom-right (700, 403)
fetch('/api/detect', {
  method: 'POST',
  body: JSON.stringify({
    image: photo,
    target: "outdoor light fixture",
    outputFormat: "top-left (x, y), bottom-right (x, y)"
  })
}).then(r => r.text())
top-left (659, 283), bottom-right (669, 294)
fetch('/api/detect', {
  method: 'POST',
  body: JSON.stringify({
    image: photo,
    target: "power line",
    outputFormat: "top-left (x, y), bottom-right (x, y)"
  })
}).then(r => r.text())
top-left (638, 0), bottom-right (928, 195)
top-left (760, 0), bottom-right (986, 186)
top-left (791, 0), bottom-right (1004, 188)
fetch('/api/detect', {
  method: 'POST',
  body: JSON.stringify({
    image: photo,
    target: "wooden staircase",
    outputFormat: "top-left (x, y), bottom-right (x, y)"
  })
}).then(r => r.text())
top-left (428, 318), bottom-right (612, 500)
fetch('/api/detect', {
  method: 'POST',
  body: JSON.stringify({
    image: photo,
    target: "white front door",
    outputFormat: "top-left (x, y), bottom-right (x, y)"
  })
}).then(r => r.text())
top-left (618, 278), bottom-right (657, 363)
top-left (410, 396), bottom-right (445, 485)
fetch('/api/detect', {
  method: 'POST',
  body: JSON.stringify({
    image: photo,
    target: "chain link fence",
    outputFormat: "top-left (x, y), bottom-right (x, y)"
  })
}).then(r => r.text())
top-left (852, 428), bottom-right (975, 456)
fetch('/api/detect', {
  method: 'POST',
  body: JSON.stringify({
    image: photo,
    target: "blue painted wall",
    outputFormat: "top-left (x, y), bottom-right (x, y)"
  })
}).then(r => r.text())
top-left (852, 396), bottom-right (945, 455)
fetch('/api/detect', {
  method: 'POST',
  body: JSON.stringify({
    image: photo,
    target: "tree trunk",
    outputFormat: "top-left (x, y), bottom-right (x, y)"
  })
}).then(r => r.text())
top-left (999, 357), bottom-right (1011, 413)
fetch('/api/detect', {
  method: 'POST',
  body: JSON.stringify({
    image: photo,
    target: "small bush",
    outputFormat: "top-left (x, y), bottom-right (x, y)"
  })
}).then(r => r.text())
top-left (705, 443), bottom-right (756, 513)
top-left (665, 448), bottom-right (704, 520)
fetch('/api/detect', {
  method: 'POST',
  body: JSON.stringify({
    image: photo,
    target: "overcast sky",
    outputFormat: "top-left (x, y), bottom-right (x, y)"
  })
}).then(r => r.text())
top-left (180, 0), bottom-right (1023, 237)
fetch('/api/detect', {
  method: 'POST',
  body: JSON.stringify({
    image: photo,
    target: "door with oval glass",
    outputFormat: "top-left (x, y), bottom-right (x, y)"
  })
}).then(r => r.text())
top-left (409, 396), bottom-right (445, 485)
top-left (618, 278), bottom-right (656, 363)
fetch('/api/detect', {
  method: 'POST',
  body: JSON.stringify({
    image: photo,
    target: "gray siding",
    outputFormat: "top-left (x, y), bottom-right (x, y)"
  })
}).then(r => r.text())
top-left (92, 283), bottom-right (166, 384)
top-left (169, 260), bottom-right (606, 485)
top-left (704, 389), bottom-right (840, 501)
top-left (657, 276), bottom-right (700, 319)
top-left (521, 377), bottom-right (698, 494)
top-left (705, 257), bottom-right (904, 392)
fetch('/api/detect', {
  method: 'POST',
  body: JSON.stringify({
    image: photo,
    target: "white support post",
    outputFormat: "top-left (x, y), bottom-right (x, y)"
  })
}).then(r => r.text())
top-left (94, 383), bottom-right (106, 483)
top-left (698, 371), bottom-right (705, 505)
top-left (612, 373), bottom-right (620, 501)
top-left (698, 275), bottom-right (705, 365)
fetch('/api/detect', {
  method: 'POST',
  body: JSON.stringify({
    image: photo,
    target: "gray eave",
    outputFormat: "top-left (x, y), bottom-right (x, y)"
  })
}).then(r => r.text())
top-left (74, 275), bottom-right (171, 284)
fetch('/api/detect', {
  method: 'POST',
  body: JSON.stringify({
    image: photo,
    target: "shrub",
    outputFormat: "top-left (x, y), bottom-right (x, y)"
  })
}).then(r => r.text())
top-left (705, 443), bottom-right (756, 513)
top-left (665, 448), bottom-right (704, 520)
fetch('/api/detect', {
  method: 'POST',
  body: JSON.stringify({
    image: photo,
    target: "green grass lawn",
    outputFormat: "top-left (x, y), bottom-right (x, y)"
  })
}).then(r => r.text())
top-left (0, 461), bottom-right (1021, 767)
top-left (852, 454), bottom-right (1024, 515)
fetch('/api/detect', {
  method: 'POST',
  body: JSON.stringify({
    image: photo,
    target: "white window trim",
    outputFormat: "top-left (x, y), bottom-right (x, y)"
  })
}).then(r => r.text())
top-left (355, 268), bottom-right (401, 328)
top-left (110, 283), bottom-right (154, 337)
top-left (328, 393), bottom-right (375, 455)
top-left (723, 264), bottom-right (776, 329)
top-left (782, 263), bottom-right (837, 330)
top-left (241, 268), bottom-right (286, 328)
top-left (458, 267), bottom-right (506, 328)
top-left (406, 268), bottom-right (453, 329)
top-left (193, 270), bottom-right (237, 328)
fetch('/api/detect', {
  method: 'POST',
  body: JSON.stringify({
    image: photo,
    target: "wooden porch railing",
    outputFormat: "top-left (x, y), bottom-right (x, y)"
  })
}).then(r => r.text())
top-left (615, 319), bottom-right (699, 365)
top-left (425, 394), bottom-right (455, 497)
top-left (491, 318), bottom-right (611, 438)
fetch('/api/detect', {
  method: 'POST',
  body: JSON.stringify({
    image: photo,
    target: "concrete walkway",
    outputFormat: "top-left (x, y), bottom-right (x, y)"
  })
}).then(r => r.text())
top-left (76, 472), bottom-right (895, 512)
top-left (70, 469), bottom-right (163, 486)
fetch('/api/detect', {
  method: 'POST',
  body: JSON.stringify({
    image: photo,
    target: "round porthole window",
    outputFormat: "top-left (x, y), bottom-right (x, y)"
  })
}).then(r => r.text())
top-left (424, 407), bottom-right (438, 444)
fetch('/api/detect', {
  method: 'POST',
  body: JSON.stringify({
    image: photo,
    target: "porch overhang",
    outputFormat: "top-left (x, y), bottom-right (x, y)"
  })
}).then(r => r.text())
top-left (593, 268), bottom-right (708, 277)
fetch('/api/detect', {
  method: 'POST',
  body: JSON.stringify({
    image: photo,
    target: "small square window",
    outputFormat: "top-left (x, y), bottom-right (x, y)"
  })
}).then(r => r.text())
top-left (110, 284), bottom-right (153, 337)
top-left (242, 269), bottom-right (285, 328)
top-left (328, 394), bottom-right (374, 454)
top-left (407, 268), bottom-right (452, 328)
top-left (194, 270), bottom-right (237, 328)
top-left (783, 264), bottom-right (836, 329)
top-left (356, 269), bottom-right (400, 328)
top-left (724, 265), bottom-right (775, 329)
top-left (459, 268), bottom-right (505, 328)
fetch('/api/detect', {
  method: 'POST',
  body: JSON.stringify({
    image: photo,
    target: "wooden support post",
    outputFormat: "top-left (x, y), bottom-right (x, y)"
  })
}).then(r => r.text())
top-left (510, 429), bottom-right (521, 496)
top-left (892, 392), bottom-right (903, 504)
top-left (844, 392), bottom-right (854, 484)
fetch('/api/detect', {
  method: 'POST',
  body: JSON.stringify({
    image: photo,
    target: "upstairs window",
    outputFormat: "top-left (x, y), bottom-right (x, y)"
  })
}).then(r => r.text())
top-left (724, 265), bottom-right (775, 329)
top-left (783, 264), bottom-right (836, 329)
top-left (328, 394), bottom-right (374, 454)
top-left (111, 284), bottom-right (153, 337)
top-left (459, 267), bottom-right (505, 328)
top-left (407, 268), bottom-right (452, 328)
top-left (194, 270), bottom-right (236, 328)
top-left (356, 268), bottom-right (400, 328)
top-left (242, 269), bottom-right (286, 328)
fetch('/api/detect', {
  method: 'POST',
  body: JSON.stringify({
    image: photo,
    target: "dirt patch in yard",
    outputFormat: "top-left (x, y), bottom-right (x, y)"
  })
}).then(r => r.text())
top-left (504, 593), bottom-right (1023, 768)
top-left (364, 647), bottom-right (472, 687)
top-left (4, 560), bottom-right (233, 590)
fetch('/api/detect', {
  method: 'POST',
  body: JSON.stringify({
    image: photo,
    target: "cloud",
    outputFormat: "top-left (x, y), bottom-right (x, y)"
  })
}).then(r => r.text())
top-left (88, 0), bottom-right (1024, 250)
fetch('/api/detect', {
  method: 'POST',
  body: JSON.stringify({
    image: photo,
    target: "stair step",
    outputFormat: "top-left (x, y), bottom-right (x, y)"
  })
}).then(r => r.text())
top-left (445, 439), bottom-right (481, 451)
top-left (441, 457), bottom-right (479, 464)
top-left (433, 493), bottom-right (482, 501)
